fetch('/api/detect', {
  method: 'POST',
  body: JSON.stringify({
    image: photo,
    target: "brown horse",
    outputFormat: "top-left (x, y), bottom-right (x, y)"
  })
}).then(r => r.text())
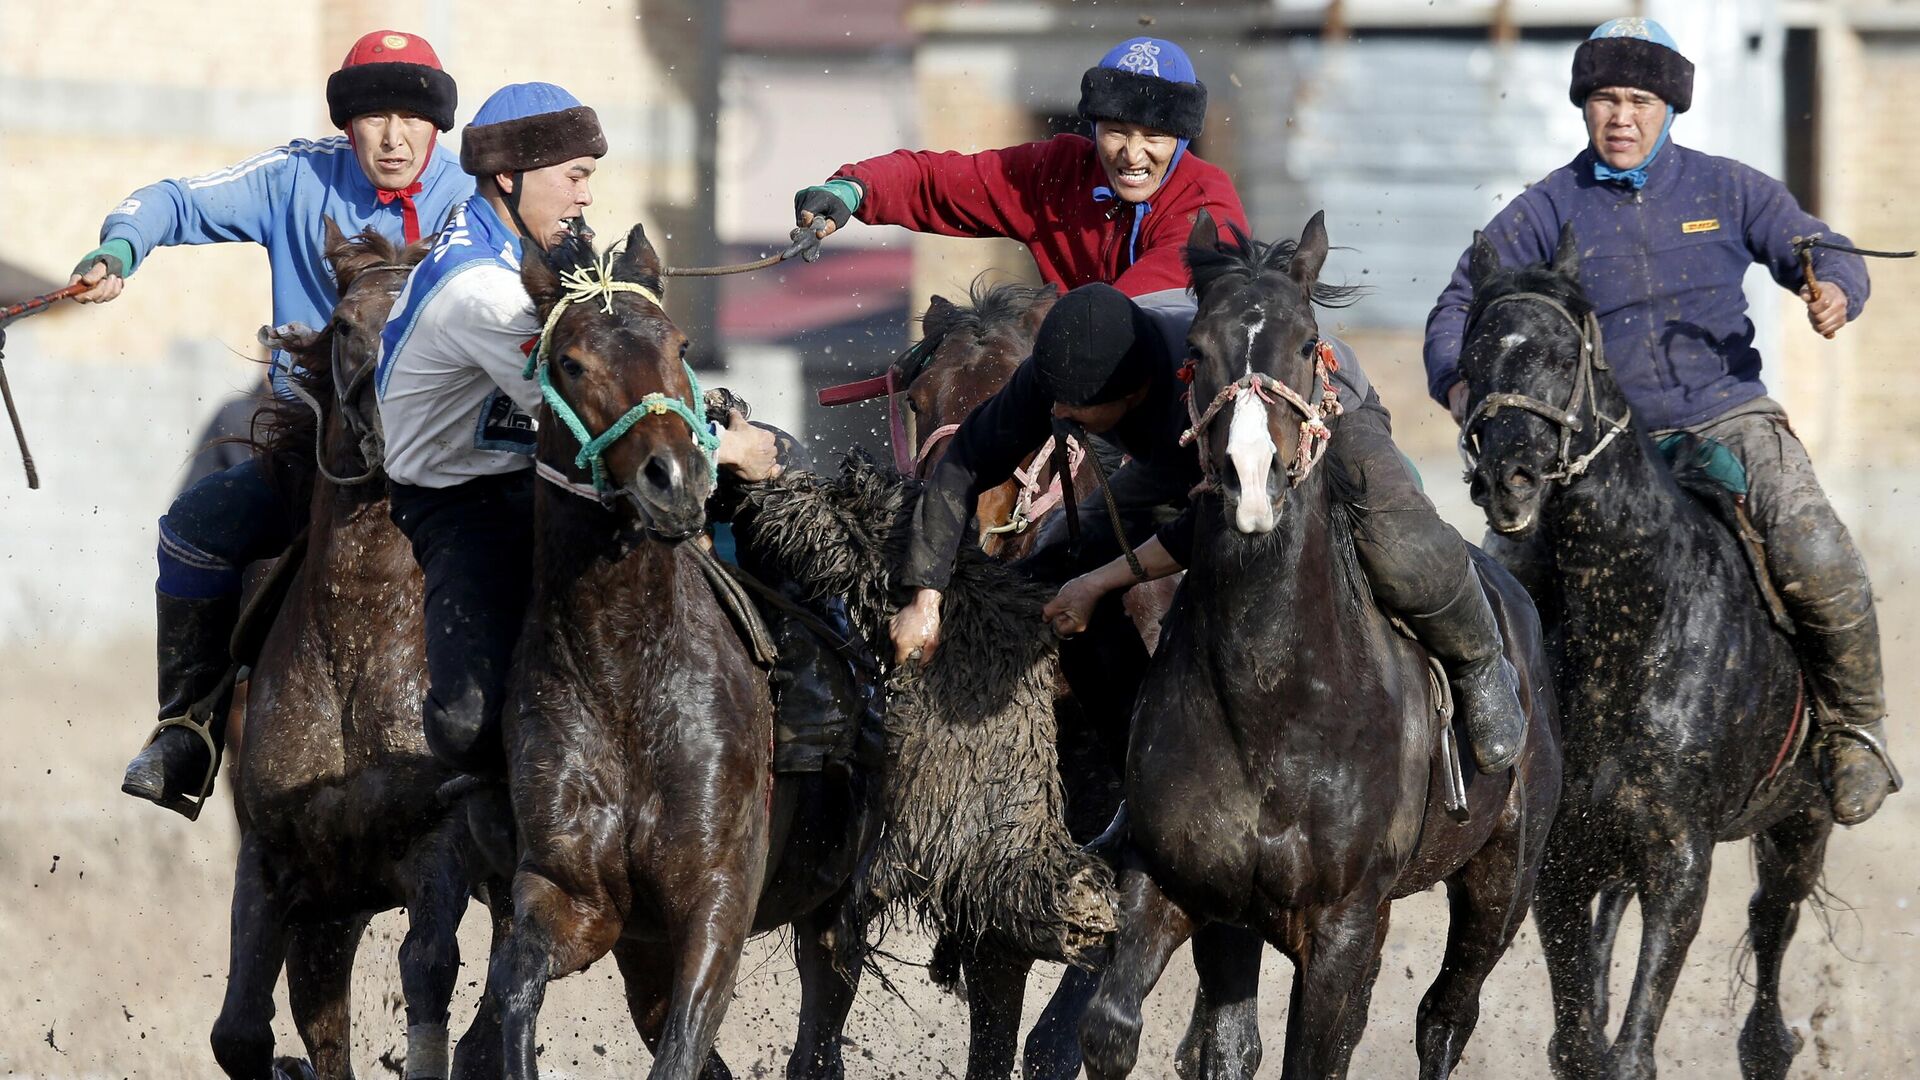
top-left (476, 224), bottom-right (874, 1080)
top-left (213, 221), bottom-right (507, 1080)
top-left (1078, 213), bottom-right (1563, 1080)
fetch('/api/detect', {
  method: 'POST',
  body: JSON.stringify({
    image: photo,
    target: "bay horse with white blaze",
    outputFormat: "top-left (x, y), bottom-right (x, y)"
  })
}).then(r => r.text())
top-left (1458, 227), bottom-right (1835, 1080)
top-left (1080, 212), bottom-right (1562, 1080)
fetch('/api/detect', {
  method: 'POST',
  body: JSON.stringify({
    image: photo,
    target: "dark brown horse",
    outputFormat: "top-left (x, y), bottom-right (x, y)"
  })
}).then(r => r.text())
top-left (213, 222), bottom-right (507, 1080)
top-left (475, 224), bottom-right (874, 1080)
top-left (1079, 213), bottom-right (1562, 1080)
top-left (1458, 229), bottom-right (1832, 1080)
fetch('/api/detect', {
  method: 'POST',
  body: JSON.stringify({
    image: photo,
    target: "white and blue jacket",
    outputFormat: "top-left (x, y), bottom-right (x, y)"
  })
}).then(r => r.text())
top-left (98, 136), bottom-right (473, 396)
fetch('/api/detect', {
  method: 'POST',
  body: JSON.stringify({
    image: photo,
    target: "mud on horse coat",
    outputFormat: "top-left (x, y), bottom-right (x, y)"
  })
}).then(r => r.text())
top-left (1078, 212), bottom-right (1563, 1080)
top-left (1458, 226), bottom-right (1836, 1080)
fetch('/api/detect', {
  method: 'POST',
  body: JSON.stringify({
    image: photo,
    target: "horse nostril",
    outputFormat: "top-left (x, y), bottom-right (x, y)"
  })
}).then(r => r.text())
top-left (1503, 465), bottom-right (1538, 493)
top-left (643, 452), bottom-right (680, 494)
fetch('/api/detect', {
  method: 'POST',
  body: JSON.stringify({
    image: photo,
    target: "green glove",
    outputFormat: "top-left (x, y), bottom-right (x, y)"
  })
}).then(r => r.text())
top-left (794, 179), bottom-right (863, 230)
top-left (72, 238), bottom-right (137, 281)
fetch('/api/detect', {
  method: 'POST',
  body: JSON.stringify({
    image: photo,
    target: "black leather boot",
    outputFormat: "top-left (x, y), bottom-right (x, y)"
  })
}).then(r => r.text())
top-left (122, 591), bottom-right (239, 817)
top-left (1799, 611), bottom-right (1900, 825)
top-left (1401, 568), bottom-right (1525, 774)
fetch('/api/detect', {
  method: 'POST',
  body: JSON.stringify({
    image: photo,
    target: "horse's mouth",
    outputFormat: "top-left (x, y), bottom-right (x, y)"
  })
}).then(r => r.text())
top-left (1489, 506), bottom-right (1537, 536)
top-left (622, 481), bottom-right (710, 541)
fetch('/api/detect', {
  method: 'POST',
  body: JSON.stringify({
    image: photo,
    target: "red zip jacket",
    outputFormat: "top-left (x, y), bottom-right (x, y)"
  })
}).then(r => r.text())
top-left (836, 133), bottom-right (1249, 300)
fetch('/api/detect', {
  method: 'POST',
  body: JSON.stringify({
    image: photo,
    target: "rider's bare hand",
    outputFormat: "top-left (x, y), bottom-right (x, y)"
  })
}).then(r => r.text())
top-left (1043, 575), bottom-right (1109, 638)
top-left (1447, 381), bottom-right (1470, 426)
top-left (891, 588), bottom-right (943, 666)
top-left (69, 260), bottom-right (125, 305)
top-left (795, 211), bottom-right (839, 239)
top-left (1799, 282), bottom-right (1848, 339)
top-left (716, 411), bottom-right (781, 481)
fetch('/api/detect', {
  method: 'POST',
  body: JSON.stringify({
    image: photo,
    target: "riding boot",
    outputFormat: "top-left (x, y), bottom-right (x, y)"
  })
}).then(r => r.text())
top-left (1797, 611), bottom-right (1900, 825)
top-left (122, 591), bottom-right (239, 817)
top-left (1400, 566), bottom-right (1525, 774)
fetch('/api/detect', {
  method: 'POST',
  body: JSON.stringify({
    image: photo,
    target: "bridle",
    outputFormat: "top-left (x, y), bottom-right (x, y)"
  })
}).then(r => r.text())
top-left (287, 261), bottom-right (414, 488)
top-left (1457, 291), bottom-right (1630, 484)
top-left (1181, 337), bottom-right (1344, 490)
top-left (524, 247), bottom-right (720, 495)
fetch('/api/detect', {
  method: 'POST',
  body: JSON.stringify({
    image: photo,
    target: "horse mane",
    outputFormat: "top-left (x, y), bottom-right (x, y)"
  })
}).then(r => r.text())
top-left (1466, 259), bottom-right (1594, 330)
top-left (542, 229), bottom-right (665, 298)
top-left (1186, 223), bottom-right (1367, 309)
top-left (921, 275), bottom-right (1057, 344)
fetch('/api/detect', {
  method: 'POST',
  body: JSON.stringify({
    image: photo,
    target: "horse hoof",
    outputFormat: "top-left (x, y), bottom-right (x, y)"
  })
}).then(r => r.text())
top-left (1545, 1031), bottom-right (1604, 1080)
top-left (271, 1057), bottom-right (319, 1080)
top-left (1737, 1015), bottom-right (1803, 1080)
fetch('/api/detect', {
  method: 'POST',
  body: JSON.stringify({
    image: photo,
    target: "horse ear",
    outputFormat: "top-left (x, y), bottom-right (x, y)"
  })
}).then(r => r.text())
top-left (1468, 231), bottom-right (1503, 288)
top-left (1187, 208), bottom-right (1220, 253)
top-left (521, 245), bottom-right (564, 320)
top-left (322, 215), bottom-right (348, 258)
top-left (1551, 222), bottom-right (1581, 279)
top-left (1289, 210), bottom-right (1329, 289)
top-left (615, 222), bottom-right (666, 290)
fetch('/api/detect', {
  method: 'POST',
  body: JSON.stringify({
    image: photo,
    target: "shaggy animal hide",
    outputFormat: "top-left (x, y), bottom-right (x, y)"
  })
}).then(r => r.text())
top-left (739, 453), bottom-right (1115, 966)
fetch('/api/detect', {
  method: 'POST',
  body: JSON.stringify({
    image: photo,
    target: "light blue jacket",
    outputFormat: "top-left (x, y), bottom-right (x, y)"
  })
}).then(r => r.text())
top-left (98, 136), bottom-right (474, 395)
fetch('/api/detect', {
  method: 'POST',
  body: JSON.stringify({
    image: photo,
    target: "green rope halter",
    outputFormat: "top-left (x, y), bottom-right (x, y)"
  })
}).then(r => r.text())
top-left (523, 247), bottom-right (721, 492)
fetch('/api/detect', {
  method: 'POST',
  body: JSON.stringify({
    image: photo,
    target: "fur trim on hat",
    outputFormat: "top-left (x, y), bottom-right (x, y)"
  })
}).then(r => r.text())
top-left (1077, 67), bottom-right (1208, 141)
top-left (327, 62), bottom-right (457, 131)
top-left (459, 105), bottom-right (607, 177)
top-left (1570, 37), bottom-right (1695, 113)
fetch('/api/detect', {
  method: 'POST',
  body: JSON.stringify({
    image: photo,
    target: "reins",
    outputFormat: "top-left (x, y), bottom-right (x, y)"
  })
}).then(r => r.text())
top-left (524, 246), bottom-right (720, 494)
top-left (1457, 292), bottom-right (1630, 484)
top-left (660, 224), bottom-right (828, 278)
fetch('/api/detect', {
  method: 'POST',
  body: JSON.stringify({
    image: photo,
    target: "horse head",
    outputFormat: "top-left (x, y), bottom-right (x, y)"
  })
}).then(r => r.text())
top-left (1457, 223), bottom-right (1629, 536)
top-left (1183, 209), bottom-right (1347, 535)
top-left (899, 278), bottom-right (1057, 475)
top-left (522, 222), bottom-right (713, 539)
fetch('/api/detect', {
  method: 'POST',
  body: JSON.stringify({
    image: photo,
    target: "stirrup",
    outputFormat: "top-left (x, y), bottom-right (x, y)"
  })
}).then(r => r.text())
top-left (131, 669), bottom-right (234, 822)
top-left (1820, 723), bottom-right (1904, 794)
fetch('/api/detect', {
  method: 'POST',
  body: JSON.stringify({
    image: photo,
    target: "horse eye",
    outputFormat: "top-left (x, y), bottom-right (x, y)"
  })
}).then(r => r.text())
top-left (560, 356), bottom-right (585, 378)
top-left (679, 341), bottom-right (691, 360)
top-left (1301, 337), bottom-right (1319, 358)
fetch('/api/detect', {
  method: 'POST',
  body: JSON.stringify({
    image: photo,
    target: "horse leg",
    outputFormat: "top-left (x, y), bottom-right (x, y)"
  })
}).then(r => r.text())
top-left (1079, 866), bottom-right (1199, 1080)
top-left (1587, 884), bottom-right (1631, 1035)
top-left (638, 877), bottom-right (760, 1080)
top-left (1607, 836), bottom-right (1713, 1080)
top-left (490, 870), bottom-right (622, 1080)
top-left (1416, 815), bottom-right (1534, 1080)
top-left (452, 883), bottom-right (513, 1080)
top-left (284, 916), bottom-right (368, 1080)
top-left (398, 835), bottom-right (471, 1080)
top-left (212, 834), bottom-right (290, 1079)
top-left (958, 943), bottom-right (1031, 1080)
top-left (611, 939), bottom-right (734, 1080)
top-left (1532, 850), bottom-right (1610, 1080)
top-left (787, 899), bottom-right (864, 1080)
top-left (1172, 923), bottom-right (1264, 1080)
top-left (1023, 963), bottom-right (1100, 1080)
top-left (1737, 809), bottom-right (1830, 1080)
top-left (1274, 896), bottom-right (1389, 1080)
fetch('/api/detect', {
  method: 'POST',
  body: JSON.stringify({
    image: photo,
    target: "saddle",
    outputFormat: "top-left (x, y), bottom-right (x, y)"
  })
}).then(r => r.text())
top-left (1657, 432), bottom-right (1796, 635)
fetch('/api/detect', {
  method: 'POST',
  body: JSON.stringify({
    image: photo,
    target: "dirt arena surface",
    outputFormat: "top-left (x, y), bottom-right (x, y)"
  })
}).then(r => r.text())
top-left (5, 476), bottom-right (1917, 1077)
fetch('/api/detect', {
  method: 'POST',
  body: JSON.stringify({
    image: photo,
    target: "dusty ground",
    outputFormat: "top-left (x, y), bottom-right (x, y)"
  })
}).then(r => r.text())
top-left (4, 466), bottom-right (1918, 1078)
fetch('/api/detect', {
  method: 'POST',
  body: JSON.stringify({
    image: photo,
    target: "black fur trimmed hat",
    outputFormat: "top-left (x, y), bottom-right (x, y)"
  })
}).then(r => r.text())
top-left (1570, 18), bottom-right (1695, 113)
top-left (1034, 283), bottom-right (1157, 406)
top-left (1077, 37), bottom-right (1208, 141)
top-left (326, 30), bottom-right (457, 132)
top-left (460, 83), bottom-right (607, 178)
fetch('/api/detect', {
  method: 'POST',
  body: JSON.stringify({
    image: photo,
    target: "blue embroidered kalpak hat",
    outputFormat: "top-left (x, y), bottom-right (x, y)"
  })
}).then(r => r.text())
top-left (1078, 37), bottom-right (1208, 140)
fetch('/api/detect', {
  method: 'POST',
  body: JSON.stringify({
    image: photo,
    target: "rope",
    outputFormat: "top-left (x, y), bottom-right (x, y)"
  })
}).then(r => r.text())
top-left (524, 245), bottom-right (720, 492)
top-left (662, 225), bottom-right (828, 277)
top-left (1059, 423), bottom-right (1147, 583)
top-left (0, 349), bottom-right (37, 489)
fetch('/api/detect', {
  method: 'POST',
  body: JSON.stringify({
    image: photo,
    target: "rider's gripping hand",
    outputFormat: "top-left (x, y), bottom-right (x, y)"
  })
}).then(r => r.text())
top-left (1043, 574), bottom-right (1109, 639)
top-left (890, 587), bottom-right (943, 667)
top-left (715, 410), bottom-right (781, 482)
top-left (68, 240), bottom-right (134, 304)
top-left (1447, 381), bottom-right (1470, 427)
top-left (794, 179), bottom-right (863, 239)
top-left (1800, 281), bottom-right (1849, 340)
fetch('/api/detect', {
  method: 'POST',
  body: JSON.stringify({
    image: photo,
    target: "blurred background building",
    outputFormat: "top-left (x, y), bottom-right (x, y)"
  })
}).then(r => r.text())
top-left (2, 0), bottom-right (1916, 643)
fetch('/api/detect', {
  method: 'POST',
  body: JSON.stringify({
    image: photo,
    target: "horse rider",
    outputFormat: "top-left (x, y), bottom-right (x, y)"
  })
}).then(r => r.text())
top-left (108, 30), bottom-right (473, 816)
top-left (794, 35), bottom-right (1245, 310)
top-left (898, 282), bottom-right (1531, 777)
top-left (373, 83), bottom-right (794, 781)
top-left (1424, 18), bottom-right (1898, 825)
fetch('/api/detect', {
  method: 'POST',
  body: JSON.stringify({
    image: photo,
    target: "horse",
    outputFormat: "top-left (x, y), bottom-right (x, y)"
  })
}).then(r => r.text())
top-left (1078, 211), bottom-right (1562, 1080)
top-left (1456, 226), bottom-right (1833, 1080)
top-left (212, 220), bottom-right (508, 1080)
top-left (474, 223), bottom-right (875, 1080)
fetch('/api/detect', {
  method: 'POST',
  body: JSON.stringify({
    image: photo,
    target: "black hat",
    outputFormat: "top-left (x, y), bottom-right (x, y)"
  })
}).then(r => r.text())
top-left (1034, 284), bottom-right (1155, 406)
top-left (326, 30), bottom-right (457, 132)
top-left (1570, 20), bottom-right (1695, 113)
top-left (1077, 37), bottom-right (1208, 142)
top-left (460, 83), bottom-right (607, 177)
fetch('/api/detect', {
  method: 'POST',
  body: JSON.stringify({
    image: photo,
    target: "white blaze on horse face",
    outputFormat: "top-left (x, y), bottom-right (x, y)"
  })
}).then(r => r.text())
top-left (1226, 363), bottom-right (1278, 534)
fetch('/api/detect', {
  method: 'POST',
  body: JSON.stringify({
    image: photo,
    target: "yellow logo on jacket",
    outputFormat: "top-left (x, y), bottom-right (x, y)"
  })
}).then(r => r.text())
top-left (1682, 219), bottom-right (1721, 234)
